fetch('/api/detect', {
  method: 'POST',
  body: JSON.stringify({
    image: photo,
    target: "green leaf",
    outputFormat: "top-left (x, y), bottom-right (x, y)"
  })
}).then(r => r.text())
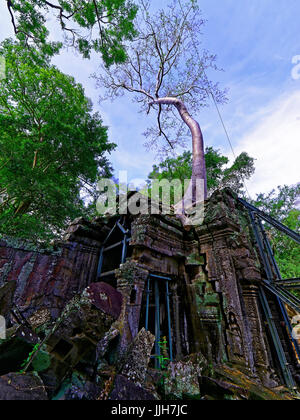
top-left (0, 40), bottom-right (116, 243)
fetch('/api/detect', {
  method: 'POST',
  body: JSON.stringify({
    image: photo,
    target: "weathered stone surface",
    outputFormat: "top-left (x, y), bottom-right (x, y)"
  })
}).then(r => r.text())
top-left (131, 215), bottom-right (187, 261)
top-left (64, 218), bottom-right (106, 246)
top-left (29, 308), bottom-right (52, 330)
top-left (167, 356), bottom-right (292, 401)
top-left (0, 220), bottom-right (103, 320)
top-left (115, 262), bottom-right (149, 353)
top-left (192, 189), bottom-right (285, 386)
top-left (15, 325), bottom-right (39, 345)
top-left (0, 188), bottom-right (299, 399)
top-left (86, 282), bottom-right (123, 320)
top-left (109, 375), bottom-right (157, 401)
top-left (96, 327), bottom-right (120, 360)
top-left (116, 261), bottom-right (149, 293)
top-left (53, 372), bottom-right (102, 400)
top-left (46, 293), bottom-right (115, 369)
top-left (164, 353), bottom-right (206, 399)
top-left (0, 373), bottom-right (48, 400)
top-left (121, 328), bottom-right (155, 387)
top-left (210, 365), bottom-right (292, 400)
top-left (0, 280), bottom-right (16, 321)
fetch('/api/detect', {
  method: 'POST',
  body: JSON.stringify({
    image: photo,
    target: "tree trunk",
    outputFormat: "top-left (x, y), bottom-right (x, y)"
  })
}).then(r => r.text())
top-left (151, 97), bottom-right (208, 204)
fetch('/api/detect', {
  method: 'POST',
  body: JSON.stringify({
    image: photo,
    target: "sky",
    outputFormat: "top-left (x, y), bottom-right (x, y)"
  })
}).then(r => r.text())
top-left (0, 0), bottom-right (299, 199)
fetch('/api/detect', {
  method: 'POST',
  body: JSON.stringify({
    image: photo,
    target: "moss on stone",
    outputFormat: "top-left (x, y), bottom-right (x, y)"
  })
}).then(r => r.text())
top-left (186, 253), bottom-right (205, 266)
top-left (0, 235), bottom-right (62, 256)
top-left (32, 351), bottom-right (51, 373)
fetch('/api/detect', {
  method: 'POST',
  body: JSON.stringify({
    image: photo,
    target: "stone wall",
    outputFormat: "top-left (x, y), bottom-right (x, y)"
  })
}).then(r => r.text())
top-left (193, 190), bottom-right (279, 386)
top-left (0, 189), bottom-right (298, 398)
top-left (0, 218), bottom-right (104, 320)
top-left (113, 190), bottom-right (298, 388)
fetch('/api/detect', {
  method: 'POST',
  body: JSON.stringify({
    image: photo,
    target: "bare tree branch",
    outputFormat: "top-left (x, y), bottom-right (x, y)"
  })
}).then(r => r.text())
top-left (157, 104), bottom-right (174, 149)
top-left (96, 0), bottom-right (227, 201)
top-left (7, 0), bottom-right (18, 35)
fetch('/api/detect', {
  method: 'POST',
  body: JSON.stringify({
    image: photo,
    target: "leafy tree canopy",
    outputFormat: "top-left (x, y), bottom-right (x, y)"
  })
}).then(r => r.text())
top-left (148, 147), bottom-right (255, 197)
top-left (253, 184), bottom-right (300, 280)
top-left (6, 0), bottom-right (138, 66)
top-left (0, 40), bottom-right (116, 242)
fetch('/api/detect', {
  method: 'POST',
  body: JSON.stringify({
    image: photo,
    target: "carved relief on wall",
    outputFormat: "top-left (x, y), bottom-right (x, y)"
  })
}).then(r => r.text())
top-left (226, 311), bottom-right (245, 362)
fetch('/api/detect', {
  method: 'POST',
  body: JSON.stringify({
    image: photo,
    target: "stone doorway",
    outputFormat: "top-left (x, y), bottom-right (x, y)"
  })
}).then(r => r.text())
top-left (141, 274), bottom-right (173, 369)
top-left (139, 273), bottom-right (191, 368)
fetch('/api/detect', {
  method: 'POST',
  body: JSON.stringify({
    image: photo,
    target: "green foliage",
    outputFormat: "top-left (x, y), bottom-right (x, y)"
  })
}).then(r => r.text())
top-left (221, 152), bottom-right (256, 195)
top-left (32, 350), bottom-right (51, 372)
top-left (149, 151), bottom-right (192, 184)
top-left (0, 41), bottom-right (116, 243)
top-left (19, 343), bottom-right (40, 374)
top-left (6, 0), bottom-right (138, 66)
top-left (148, 147), bottom-right (255, 198)
top-left (155, 337), bottom-right (170, 370)
top-left (253, 185), bottom-right (300, 281)
top-left (205, 148), bottom-right (229, 192)
top-left (19, 343), bottom-right (50, 374)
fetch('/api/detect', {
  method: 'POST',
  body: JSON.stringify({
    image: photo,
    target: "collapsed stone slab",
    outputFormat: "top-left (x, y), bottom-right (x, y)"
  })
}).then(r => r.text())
top-left (85, 282), bottom-right (123, 320)
top-left (120, 328), bottom-right (155, 387)
top-left (0, 373), bottom-right (48, 401)
top-left (164, 353), bottom-right (207, 399)
top-left (109, 375), bottom-right (157, 401)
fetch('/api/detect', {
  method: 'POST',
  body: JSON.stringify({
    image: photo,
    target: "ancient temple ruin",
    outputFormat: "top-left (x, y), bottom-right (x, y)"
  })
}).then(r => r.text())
top-left (0, 189), bottom-right (299, 400)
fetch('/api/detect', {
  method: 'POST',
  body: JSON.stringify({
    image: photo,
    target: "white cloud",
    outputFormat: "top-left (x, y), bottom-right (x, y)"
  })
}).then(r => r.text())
top-left (111, 146), bottom-right (156, 178)
top-left (236, 90), bottom-right (300, 197)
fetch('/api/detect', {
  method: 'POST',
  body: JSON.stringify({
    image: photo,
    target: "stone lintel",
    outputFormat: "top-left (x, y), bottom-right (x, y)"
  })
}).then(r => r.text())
top-left (116, 261), bottom-right (149, 295)
top-left (196, 219), bottom-right (240, 240)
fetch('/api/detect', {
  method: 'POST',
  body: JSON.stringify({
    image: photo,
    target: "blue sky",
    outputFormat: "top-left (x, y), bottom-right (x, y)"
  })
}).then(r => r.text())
top-left (0, 0), bottom-right (299, 198)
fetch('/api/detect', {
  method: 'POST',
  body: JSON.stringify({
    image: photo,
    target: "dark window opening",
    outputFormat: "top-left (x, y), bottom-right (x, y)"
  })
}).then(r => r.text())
top-left (99, 272), bottom-right (117, 289)
top-left (0, 339), bottom-right (34, 376)
top-left (96, 218), bottom-right (131, 287)
top-left (130, 288), bottom-right (137, 304)
top-left (102, 245), bottom-right (122, 273)
top-left (72, 328), bottom-right (83, 338)
top-left (52, 339), bottom-right (73, 360)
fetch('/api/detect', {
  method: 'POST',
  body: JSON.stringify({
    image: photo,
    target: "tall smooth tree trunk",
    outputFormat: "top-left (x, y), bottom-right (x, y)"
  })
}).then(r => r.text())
top-left (151, 97), bottom-right (208, 205)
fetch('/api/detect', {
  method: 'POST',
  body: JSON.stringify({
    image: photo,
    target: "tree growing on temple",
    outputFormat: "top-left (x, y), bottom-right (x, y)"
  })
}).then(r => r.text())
top-left (148, 148), bottom-right (255, 198)
top-left (96, 0), bottom-right (227, 203)
top-left (6, 0), bottom-right (138, 66)
top-left (0, 41), bottom-right (116, 242)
